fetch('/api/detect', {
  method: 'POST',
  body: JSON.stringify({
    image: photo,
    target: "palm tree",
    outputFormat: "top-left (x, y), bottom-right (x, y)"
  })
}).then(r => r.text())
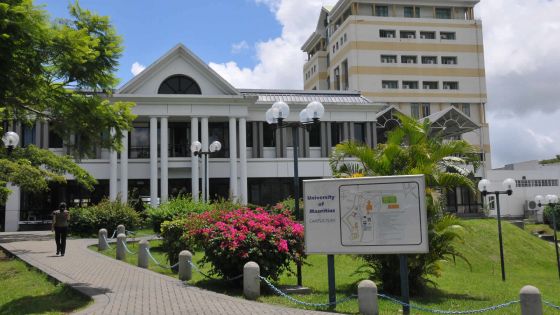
top-left (330, 113), bottom-right (478, 295)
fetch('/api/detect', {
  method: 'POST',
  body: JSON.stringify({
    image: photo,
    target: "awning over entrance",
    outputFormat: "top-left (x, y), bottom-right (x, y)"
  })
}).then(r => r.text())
top-left (422, 106), bottom-right (480, 138)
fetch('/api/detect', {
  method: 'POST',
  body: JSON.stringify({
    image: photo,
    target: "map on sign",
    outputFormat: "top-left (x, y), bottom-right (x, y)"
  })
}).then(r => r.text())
top-left (339, 182), bottom-right (422, 246)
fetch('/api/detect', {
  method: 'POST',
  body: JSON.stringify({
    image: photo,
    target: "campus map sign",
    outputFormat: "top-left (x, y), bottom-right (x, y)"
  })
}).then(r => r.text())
top-left (303, 175), bottom-right (428, 254)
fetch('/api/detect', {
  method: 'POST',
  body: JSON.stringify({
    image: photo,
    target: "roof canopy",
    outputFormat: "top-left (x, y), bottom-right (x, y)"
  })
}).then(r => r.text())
top-left (422, 106), bottom-right (480, 137)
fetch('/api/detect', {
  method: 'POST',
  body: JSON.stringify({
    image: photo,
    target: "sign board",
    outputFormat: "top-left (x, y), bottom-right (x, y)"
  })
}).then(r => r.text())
top-left (303, 175), bottom-right (428, 254)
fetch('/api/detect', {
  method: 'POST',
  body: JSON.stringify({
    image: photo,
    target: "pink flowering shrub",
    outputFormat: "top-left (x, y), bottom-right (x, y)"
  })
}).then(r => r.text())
top-left (188, 208), bottom-right (305, 280)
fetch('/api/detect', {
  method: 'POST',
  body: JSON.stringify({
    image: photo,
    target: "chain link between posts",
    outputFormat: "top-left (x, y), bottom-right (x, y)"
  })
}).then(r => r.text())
top-left (101, 235), bottom-right (113, 250)
top-left (187, 260), bottom-right (243, 281)
top-left (377, 294), bottom-right (520, 314)
top-left (144, 247), bottom-right (179, 269)
top-left (544, 301), bottom-right (560, 310)
top-left (121, 240), bottom-right (137, 254)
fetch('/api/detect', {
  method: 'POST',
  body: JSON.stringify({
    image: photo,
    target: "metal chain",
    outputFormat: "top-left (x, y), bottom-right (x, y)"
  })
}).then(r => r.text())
top-left (259, 276), bottom-right (357, 307)
top-left (110, 230), bottom-right (117, 239)
top-left (378, 294), bottom-right (520, 314)
top-left (544, 301), bottom-right (560, 310)
top-left (122, 240), bottom-right (137, 254)
top-left (187, 260), bottom-right (243, 281)
top-left (101, 235), bottom-right (113, 250)
top-left (144, 247), bottom-right (179, 269)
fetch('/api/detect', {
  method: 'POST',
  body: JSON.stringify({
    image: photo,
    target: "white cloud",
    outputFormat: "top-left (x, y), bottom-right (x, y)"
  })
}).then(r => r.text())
top-left (131, 62), bottom-right (146, 76)
top-left (210, 0), bottom-right (560, 167)
top-left (231, 40), bottom-right (250, 54)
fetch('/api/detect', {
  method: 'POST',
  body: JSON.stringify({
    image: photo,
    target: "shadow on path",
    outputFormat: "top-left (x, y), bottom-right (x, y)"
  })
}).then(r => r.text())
top-left (0, 285), bottom-right (91, 315)
top-left (0, 233), bottom-right (53, 244)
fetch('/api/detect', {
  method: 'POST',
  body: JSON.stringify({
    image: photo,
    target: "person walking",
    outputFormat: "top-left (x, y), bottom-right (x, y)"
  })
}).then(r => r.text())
top-left (52, 202), bottom-right (70, 256)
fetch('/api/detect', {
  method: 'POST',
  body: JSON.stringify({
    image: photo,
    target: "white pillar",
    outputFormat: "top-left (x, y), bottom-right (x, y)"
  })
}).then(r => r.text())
top-left (239, 118), bottom-right (248, 204)
top-left (160, 117), bottom-right (169, 203)
top-left (190, 117), bottom-right (199, 201)
top-left (109, 128), bottom-right (118, 201)
top-left (201, 117), bottom-right (209, 202)
top-left (150, 117), bottom-right (158, 207)
top-left (229, 117), bottom-right (238, 200)
top-left (4, 184), bottom-right (20, 232)
top-left (120, 131), bottom-right (128, 203)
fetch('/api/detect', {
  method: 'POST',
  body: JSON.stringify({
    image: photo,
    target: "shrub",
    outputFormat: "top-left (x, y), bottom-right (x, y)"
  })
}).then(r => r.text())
top-left (188, 208), bottom-right (305, 280)
top-left (270, 197), bottom-right (303, 219)
top-left (69, 199), bottom-right (141, 236)
top-left (544, 204), bottom-right (560, 230)
top-left (146, 196), bottom-right (213, 233)
top-left (160, 218), bottom-right (189, 266)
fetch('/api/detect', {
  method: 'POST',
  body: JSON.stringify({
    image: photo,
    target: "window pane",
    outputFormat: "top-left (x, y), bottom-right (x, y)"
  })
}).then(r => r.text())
top-left (130, 127), bottom-right (150, 158)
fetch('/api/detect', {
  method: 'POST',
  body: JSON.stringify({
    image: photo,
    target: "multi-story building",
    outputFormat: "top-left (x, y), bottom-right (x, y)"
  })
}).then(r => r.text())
top-left (302, 0), bottom-right (489, 214)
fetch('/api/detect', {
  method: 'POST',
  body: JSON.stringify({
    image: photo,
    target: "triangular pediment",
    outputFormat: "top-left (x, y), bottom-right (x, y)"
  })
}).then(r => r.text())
top-left (118, 44), bottom-right (240, 96)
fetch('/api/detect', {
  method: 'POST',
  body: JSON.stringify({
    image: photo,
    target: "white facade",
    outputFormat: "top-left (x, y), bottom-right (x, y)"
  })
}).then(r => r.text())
top-left (485, 160), bottom-right (560, 221)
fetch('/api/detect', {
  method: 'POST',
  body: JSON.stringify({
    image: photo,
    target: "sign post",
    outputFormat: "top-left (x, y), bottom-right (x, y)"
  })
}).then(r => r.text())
top-left (303, 175), bottom-right (428, 312)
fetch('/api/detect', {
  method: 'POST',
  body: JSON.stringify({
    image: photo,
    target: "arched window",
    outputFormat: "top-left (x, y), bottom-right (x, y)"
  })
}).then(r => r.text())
top-left (158, 75), bottom-right (201, 94)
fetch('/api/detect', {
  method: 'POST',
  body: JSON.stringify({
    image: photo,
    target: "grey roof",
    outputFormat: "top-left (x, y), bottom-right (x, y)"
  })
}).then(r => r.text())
top-left (239, 89), bottom-right (373, 105)
top-left (422, 106), bottom-right (480, 137)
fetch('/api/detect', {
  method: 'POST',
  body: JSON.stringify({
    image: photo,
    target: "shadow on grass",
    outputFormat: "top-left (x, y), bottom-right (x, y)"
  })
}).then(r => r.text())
top-left (411, 286), bottom-right (490, 303)
top-left (0, 285), bottom-right (91, 315)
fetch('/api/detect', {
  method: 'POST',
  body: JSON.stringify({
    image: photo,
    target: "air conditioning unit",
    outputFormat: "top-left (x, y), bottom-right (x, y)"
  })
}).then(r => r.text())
top-left (407, 60), bottom-right (414, 64)
top-left (403, 85), bottom-right (409, 89)
top-left (420, 35), bottom-right (426, 39)
top-left (387, 34), bottom-right (394, 38)
top-left (443, 85), bottom-right (450, 90)
top-left (525, 200), bottom-right (542, 222)
top-left (423, 85), bottom-right (430, 89)
top-left (427, 60), bottom-right (434, 64)
top-left (407, 34), bottom-right (415, 39)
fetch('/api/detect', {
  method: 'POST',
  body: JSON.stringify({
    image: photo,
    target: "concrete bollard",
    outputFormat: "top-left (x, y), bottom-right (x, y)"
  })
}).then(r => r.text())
top-left (520, 285), bottom-right (543, 315)
top-left (98, 229), bottom-right (109, 251)
top-left (138, 240), bottom-right (149, 268)
top-left (116, 233), bottom-right (127, 261)
top-left (178, 250), bottom-right (192, 281)
top-left (243, 261), bottom-right (260, 300)
top-left (117, 224), bottom-right (125, 236)
top-left (358, 280), bottom-right (378, 315)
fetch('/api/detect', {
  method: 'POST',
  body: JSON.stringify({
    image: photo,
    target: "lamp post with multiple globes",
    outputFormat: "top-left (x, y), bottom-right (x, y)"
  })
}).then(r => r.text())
top-left (190, 140), bottom-right (222, 203)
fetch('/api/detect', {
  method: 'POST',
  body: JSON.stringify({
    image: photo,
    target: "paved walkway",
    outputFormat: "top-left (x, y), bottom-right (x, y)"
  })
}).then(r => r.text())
top-left (0, 231), bottom-right (333, 315)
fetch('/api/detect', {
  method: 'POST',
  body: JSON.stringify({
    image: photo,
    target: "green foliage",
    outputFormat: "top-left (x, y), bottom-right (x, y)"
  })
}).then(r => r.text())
top-left (0, 0), bottom-right (135, 204)
top-left (329, 113), bottom-right (479, 295)
top-left (160, 218), bottom-right (190, 266)
top-left (269, 197), bottom-right (303, 219)
top-left (539, 154), bottom-right (560, 165)
top-left (544, 204), bottom-right (560, 230)
top-left (69, 199), bottom-right (141, 236)
top-left (146, 196), bottom-right (214, 233)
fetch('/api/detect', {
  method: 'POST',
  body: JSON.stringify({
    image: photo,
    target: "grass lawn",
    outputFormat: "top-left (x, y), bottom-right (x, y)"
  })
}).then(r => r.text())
top-left (92, 219), bottom-right (560, 314)
top-left (0, 251), bottom-right (91, 315)
top-left (525, 223), bottom-right (560, 239)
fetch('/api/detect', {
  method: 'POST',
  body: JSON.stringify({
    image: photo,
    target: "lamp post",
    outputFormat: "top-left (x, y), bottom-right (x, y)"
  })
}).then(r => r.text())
top-left (535, 194), bottom-right (560, 280)
top-left (265, 100), bottom-right (324, 288)
top-left (478, 178), bottom-right (515, 281)
top-left (2, 131), bottom-right (20, 155)
top-left (190, 140), bottom-right (222, 203)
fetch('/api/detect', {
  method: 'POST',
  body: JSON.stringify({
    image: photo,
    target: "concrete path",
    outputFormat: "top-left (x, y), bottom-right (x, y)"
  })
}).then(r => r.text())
top-left (0, 231), bottom-right (333, 315)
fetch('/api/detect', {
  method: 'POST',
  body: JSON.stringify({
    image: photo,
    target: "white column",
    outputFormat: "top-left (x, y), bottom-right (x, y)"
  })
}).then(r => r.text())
top-left (4, 184), bottom-right (20, 232)
top-left (239, 118), bottom-right (248, 204)
top-left (109, 128), bottom-right (118, 201)
top-left (201, 117), bottom-right (209, 202)
top-left (190, 117), bottom-right (199, 201)
top-left (229, 117), bottom-right (238, 200)
top-left (160, 117), bottom-right (169, 203)
top-left (150, 117), bottom-right (158, 207)
top-left (120, 131), bottom-right (128, 203)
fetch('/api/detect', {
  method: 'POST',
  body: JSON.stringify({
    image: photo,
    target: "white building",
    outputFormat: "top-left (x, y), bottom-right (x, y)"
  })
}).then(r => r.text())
top-left (1, 43), bottom-right (483, 232)
top-left (485, 160), bottom-right (560, 221)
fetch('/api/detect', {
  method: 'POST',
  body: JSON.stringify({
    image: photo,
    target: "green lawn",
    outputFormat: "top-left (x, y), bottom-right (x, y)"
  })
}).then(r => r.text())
top-left (0, 251), bottom-right (91, 315)
top-left (525, 223), bottom-right (560, 239)
top-left (92, 219), bottom-right (560, 314)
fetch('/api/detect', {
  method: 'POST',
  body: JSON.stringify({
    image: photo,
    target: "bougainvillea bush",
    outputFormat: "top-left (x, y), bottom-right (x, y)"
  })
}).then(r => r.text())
top-left (188, 208), bottom-right (305, 280)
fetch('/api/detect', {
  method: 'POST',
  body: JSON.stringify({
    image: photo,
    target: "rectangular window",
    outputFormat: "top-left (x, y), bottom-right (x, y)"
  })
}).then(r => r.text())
top-left (402, 81), bottom-right (419, 89)
top-left (442, 56), bottom-right (458, 65)
top-left (331, 122), bottom-right (344, 146)
top-left (263, 123), bottom-right (276, 147)
top-left (443, 81), bottom-right (459, 90)
top-left (400, 30), bottom-right (416, 39)
top-left (376, 5), bottom-right (389, 16)
top-left (411, 103), bottom-right (420, 119)
top-left (441, 32), bottom-right (456, 40)
top-left (404, 6), bottom-right (414, 18)
top-left (168, 123), bottom-right (189, 157)
top-left (334, 67), bottom-right (340, 90)
top-left (422, 56), bottom-right (438, 64)
top-left (22, 124), bottom-right (36, 147)
top-left (381, 55), bottom-right (398, 63)
top-left (246, 122), bottom-right (253, 147)
top-left (421, 103), bottom-right (431, 117)
top-left (309, 125), bottom-right (321, 147)
top-left (382, 80), bottom-right (398, 89)
top-left (435, 8), bottom-right (451, 19)
top-left (461, 104), bottom-right (471, 117)
top-left (401, 55), bottom-right (417, 64)
top-left (420, 31), bottom-right (436, 39)
top-left (341, 59), bottom-right (349, 90)
top-left (423, 81), bottom-right (439, 89)
top-left (380, 30), bottom-right (396, 38)
top-left (353, 123), bottom-right (366, 143)
top-left (130, 126), bottom-right (150, 158)
top-left (48, 123), bottom-right (63, 149)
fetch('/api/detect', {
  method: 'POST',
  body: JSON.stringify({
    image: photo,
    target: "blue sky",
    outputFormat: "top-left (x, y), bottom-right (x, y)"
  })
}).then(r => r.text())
top-left (36, 0), bottom-right (280, 85)
top-left (34, 0), bottom-right (560, 167)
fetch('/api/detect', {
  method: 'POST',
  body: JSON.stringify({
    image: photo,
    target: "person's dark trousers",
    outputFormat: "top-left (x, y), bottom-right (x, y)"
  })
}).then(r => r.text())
top-left (54, 226), bottom-right (68, 255)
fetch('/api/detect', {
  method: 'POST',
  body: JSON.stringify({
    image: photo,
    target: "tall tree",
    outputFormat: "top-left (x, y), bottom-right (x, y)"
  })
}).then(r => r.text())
top-left (0, 0), bottom-right (135, 204)
top-left (330, 114), bottom-right (479, 295)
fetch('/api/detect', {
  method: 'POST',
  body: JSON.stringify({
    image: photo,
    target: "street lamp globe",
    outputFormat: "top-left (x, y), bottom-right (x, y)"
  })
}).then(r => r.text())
top-left (272, 101), bottom-right (290, 119)
top-left (209, 141), bottom-right (222, 153)
top-left (266, 108), bottom-right (278, 125)
top-left (535, 195), bottom-right (544, 205)
top-left (2, 131), bottom-right (19, 149)
top-left (306, 101), bottom-right (325, 119)
top-left (477, 179), bottom-right (491, 194)
top-left (190, 141), bottom-right (202, 154)
top-left (546, 194), bottom-right (559, 205)
top-left (299, 108), bottom-right (311, 124)
top-left (502, 178), bottom-right (515, 195)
